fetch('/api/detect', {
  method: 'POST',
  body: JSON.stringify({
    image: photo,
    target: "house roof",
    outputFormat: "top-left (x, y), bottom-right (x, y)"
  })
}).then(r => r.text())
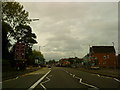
top-left (91, 46), bottom-right (116, 53)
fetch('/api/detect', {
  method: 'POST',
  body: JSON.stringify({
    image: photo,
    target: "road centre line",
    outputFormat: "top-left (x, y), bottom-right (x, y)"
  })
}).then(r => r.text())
top-left (70, 73), bottom-right (73, 76)
top-left (64, 70), bottom-right (98, 89)
top-left (114, 78), bottom-right (120, 83)
top-left (92, 73), bottom-right (120, 81)
top-left (28, 70), bottom-right (51, 90)
top-left (79, 78), bottom-right (98, 89)
top-left (73, 74), bottom-right (75, 78)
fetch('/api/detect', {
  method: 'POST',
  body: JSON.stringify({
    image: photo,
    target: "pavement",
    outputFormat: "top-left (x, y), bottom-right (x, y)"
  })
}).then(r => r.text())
top-left (2, 67), bottom-right (50, 89)
top-left (2, 66), bottom-right (42, 81)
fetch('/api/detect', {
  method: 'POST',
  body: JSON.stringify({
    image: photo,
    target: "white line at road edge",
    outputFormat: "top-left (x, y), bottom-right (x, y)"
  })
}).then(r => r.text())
top-left (28, 70), bottom-right (51, 90)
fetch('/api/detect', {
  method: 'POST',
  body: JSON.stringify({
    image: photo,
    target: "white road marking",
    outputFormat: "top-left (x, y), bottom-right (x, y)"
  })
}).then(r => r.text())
top-left (73, 75), bottom-right (75, 78)
top-left (92, 73), bottom-right (120, 83)
top-left (92, 74), bottom-right (100, 77)
top-left (100, 76), bottom-right (112, 79)
top-left (3, 76), bottom-right (19, 82)
top-left (74, 76), bottom-right (81, 80)
top-left (97, 74), bottom-right (100, 77)
top-left (114, 78), bottom-right (120, 83)
top-left (40, 83), bottom-right (46, 90)
top-left (16, 76), bottom-right (19, 79)
top-left (40, 75), bottom-right (52, 90)
top-left (92, 74), bottom-right (112, 79)
top-left (28, 70), bottom-right (51, 90)
top-left (79, 78), bottom-right (98, 89)
top-left (64, 70), bottom-right (98, 88)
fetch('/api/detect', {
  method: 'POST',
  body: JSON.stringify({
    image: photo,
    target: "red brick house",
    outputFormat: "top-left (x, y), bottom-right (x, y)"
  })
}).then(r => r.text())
top-left (89, 46), bottom-right (116, 68)
top-left (116, 54), bottom-right (120, 69)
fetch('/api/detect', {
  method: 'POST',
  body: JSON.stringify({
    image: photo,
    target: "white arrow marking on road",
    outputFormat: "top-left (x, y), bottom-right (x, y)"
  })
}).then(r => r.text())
top-left (28, 70), bottom-right (51, 90)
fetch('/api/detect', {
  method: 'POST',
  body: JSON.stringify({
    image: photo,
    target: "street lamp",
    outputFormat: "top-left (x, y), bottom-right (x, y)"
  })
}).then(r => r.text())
top-left (30, 18), bottom-right (39, 21)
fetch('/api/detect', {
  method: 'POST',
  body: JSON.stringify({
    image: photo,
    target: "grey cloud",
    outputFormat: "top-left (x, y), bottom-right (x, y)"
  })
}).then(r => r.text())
top-left (21, 2), bottom-right (118, 60)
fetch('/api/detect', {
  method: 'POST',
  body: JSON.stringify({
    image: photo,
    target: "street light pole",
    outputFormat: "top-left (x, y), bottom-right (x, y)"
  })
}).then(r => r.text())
top-left (30, 18), bottom-right (39, 21)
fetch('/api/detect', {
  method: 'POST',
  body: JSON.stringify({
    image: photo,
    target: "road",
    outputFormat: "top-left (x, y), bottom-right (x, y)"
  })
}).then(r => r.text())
top-left (2, 67), bottom-right (120, 89)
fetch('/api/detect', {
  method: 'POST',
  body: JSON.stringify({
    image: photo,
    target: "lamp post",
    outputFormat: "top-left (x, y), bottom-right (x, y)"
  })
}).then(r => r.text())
top-left (30, 18), bottom-right (39, 21)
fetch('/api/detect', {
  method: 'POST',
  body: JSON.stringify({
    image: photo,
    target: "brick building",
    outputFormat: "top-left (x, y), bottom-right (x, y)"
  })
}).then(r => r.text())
top-left (116, 54), bottom-right (120, 69)
top-left (89, 46), bottom-right (116, 68)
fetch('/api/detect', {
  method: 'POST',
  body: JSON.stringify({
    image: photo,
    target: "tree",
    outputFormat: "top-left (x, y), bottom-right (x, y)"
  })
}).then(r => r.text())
top-left (2, 2), bottom-right (33, 44)
top-left (28, 50), bottom-right (45, 65)
top-left (2, 1), bottom-right (38, 66)
top-left (2, 2), bottom-right (31, 29)
top-left (2, 21), bottom-right (12, 60)
top-left (15, 24), bottom-right (37, 46)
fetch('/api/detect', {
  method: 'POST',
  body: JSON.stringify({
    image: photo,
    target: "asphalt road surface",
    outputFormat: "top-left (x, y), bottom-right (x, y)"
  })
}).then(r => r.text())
top-left (2, 67), bottom-right (120, 89)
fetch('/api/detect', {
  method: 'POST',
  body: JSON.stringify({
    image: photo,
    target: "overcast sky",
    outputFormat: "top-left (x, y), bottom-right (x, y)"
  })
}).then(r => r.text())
top-left (20, 2), bottom-right (118, 61)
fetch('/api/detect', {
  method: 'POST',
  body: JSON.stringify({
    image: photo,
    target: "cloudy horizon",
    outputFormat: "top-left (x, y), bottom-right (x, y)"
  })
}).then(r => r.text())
top-left (20, 2), bottom-right (118, 61)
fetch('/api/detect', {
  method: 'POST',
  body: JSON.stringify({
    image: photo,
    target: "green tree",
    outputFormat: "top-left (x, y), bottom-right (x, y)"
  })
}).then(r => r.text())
top-left (28, 50), bottom-right (45, 65)
top-left (2, 21), bottom-right (12, 60)
top-left (2, 2), bottom-right (31, 31)
top-left (2, 1), bottom-right (38, 66)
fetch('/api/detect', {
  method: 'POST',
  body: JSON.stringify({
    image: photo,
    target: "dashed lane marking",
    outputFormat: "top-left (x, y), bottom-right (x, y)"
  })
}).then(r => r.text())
top-left (28, 70), bottom-right (51, 90)
top-left (70, 73), bottom-right (73, 76)
top-left (79, 78), bottom-right (98, 89)
top-left (63, 70), bottom-right (98, 89)
top-left (92, 73), bottom-right (120, 82)
top-left (73, 74), bottom-right (75, 78)
top-left (114, 78), bottom-right (120, 83)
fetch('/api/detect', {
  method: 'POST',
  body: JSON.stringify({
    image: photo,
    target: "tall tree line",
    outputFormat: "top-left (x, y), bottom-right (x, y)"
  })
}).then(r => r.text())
top-left (2, 1), bottom-right (38, 65)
